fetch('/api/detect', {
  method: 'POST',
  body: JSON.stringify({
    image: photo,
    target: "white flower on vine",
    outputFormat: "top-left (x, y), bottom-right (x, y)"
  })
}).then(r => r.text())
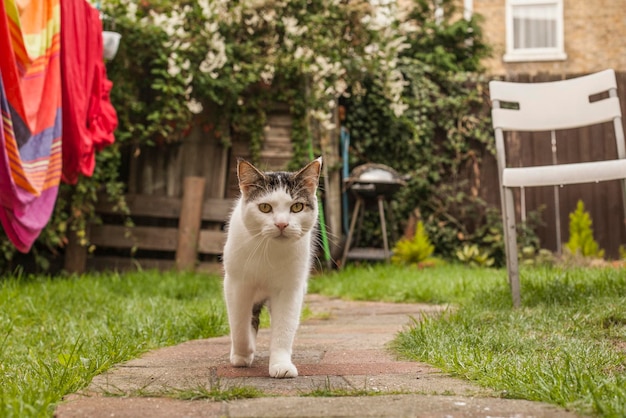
top-left (364, 43), bottom-right (379, 55)
top-left (244, 13), bottom-right (260, 27)
top-left (385, 35), bottom-right (410, 55)
top-left (399, 20), bottom-right (419, 34)
top-left (384, 68), bottom-right (409, 117)
top-left (334, 79), bottom-right (348, 96)
top-left (309, 109), bottom-right (335, 131)
top-left (167, 53), bottom-right (181, 77)
top-left (243, 0), bottom-right (267, 8)
top-left (187, 99), bottom-right (203, 114)
top-left (261, 8), bottom-right (276, 22)
top-left (200, 33), bottom-right (227, 75)
top-left (197, 0), bottom-right (212, 18)
top-left (282, 16), bottom-right (307, 37)
top-left (390, 101), bottom-right (409, 117)
top-left (204, 21), bottom-right (219, 34)
top-left (294, 46), bottom-right (313, 60)
top-left (260, 65), bottom-right (275, 84)
top-left (115, 0), bottom-right (137, 22)
top-left (166, 10), bottom-right (185, 38)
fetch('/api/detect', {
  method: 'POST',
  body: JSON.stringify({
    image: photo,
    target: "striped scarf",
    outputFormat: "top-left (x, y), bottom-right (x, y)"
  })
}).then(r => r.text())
top-left (0, 0), bottom-right (62, 252)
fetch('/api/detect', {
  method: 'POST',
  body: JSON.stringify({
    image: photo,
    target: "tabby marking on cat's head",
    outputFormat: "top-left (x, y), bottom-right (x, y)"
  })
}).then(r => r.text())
top-left (236, 158), bottom-right (322, 240)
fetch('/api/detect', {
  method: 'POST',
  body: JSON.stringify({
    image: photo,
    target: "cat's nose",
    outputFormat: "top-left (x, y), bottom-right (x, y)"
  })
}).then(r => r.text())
top-left (275, 222), bottom-right (289, 231)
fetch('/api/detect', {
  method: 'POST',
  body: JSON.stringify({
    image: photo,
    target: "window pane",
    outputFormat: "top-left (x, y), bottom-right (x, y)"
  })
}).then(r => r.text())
top-left (512, 4), bottom-right (557, 49)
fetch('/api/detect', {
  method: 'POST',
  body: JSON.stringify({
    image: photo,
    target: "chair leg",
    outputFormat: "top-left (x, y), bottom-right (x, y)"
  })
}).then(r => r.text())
top-left (503, 187), bottom-right (521, 307)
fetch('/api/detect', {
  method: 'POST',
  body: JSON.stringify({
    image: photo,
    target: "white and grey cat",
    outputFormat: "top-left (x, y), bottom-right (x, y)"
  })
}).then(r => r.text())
top-left (223, 157), bottom-right (322, 378)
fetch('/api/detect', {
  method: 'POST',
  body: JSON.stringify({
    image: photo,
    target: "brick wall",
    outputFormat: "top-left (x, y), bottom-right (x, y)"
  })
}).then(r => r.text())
top-left (473, 0), bottom-right (626, 76)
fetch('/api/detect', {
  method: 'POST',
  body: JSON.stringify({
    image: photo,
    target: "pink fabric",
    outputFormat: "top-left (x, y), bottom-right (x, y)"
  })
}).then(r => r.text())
top-left (0, 0), bottom-right (62, 252)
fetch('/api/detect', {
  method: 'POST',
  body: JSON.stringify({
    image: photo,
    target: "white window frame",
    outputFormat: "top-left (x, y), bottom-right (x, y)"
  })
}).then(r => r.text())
top-left (464, 0), bottom-right (473, 21)
top-left (504, 0), bottom-right (567, 62)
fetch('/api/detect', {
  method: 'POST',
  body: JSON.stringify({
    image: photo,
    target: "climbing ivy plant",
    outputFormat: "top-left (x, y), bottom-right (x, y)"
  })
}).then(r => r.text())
top-left (343, 0), bottom-right (498, 262)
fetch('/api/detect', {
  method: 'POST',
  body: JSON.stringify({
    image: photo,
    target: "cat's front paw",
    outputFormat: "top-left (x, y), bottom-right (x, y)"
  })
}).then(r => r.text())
top-left (230, 353), bottom-right (254, 367)
top-left (269, 362), bottom-right (298, 378)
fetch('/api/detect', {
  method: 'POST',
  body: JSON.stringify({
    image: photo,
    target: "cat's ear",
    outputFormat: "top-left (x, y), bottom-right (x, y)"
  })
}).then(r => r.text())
top-left (237, 158), bottom-right (265, 197)
top-left (295, 157), bottom-right (322, 194)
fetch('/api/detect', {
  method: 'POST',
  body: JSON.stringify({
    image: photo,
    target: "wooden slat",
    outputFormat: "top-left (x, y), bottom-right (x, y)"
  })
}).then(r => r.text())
top-left (90, 225), bottom-right (178, 251)
top-left (198, 230), bottom-right (227, 255)
top-left (88, 256), bottom-right (223, 274)
top-left (90, 225), bottom-right (226, 255)
top-left (88, 256), bottom-right (177, 272)
top-left (96, 194), bottom-right (180, 218)
top-left (96, 194), bottom-right (233, 223)
top-left (202, 199), bottom-right (233, 222)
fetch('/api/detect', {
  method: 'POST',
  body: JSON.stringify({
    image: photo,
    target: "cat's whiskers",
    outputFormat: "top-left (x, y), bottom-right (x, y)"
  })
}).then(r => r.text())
top-left (240, 232), bottom-right (270, 275)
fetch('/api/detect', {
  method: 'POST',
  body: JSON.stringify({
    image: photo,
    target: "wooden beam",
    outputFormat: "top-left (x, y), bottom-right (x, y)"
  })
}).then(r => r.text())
top-left (96, 194), bottom-right (233, 222)
top-left (176, 177), bottom-right (206, 271)
top-left (90, 225), bottom-right (178, 251)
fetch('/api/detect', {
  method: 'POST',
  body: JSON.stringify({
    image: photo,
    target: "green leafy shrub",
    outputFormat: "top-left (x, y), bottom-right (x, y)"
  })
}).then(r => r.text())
top-left (619, 245), bottom-right (626, 260)
top-left (565, 200), bottom-right (604, 258)
top-left (392, 221), bottom-right (437, 266)
top-left (519, 246), bottom-right (555, 266)
top-left (455, 244), bottom-right (494, 267)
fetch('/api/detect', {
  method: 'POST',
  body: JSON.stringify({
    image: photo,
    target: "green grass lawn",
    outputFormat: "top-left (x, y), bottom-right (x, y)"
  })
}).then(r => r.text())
top-left (310, 263), bottom-right (626, 417)
top-left (2, 264), bottom-right (625, 417)
top-left (0, 270), bottom-right (227, 417)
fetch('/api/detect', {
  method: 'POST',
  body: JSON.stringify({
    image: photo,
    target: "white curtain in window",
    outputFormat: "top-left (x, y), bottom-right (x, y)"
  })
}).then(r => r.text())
top-left (512, 3), bottom-right (557, 49)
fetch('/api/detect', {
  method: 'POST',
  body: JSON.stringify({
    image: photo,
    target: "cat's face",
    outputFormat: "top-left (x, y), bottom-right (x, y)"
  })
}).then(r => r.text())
top-left (237, 158), bottom-right (322, 241)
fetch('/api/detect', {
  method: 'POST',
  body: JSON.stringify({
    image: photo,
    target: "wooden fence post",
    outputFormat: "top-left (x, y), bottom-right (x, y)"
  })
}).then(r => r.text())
top-left (64, 228), bottom-right (88, 274)
top-left (176, 176), bottom-right (206, 271)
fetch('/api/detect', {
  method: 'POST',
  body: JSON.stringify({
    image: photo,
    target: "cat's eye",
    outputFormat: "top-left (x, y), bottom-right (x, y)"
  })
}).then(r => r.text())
top-left (291, 202), bottom-right (304, 213)
top-left (258, 203), bottom-right (272, 213)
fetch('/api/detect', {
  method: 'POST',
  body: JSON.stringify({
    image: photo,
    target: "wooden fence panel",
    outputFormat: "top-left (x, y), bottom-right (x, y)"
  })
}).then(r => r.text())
top-left (83, 195), bottom-right (233, 273)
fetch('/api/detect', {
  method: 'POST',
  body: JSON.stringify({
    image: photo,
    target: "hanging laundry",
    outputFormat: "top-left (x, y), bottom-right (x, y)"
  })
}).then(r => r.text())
top-left (0, 0), bottom-right (63, 252)
top-left (60, 0), bottom-right (117, 184)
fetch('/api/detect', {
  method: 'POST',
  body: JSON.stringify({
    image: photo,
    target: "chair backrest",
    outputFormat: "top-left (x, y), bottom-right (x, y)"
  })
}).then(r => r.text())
top-left (490, 69), bottom-right (626, 167)
top-left (490, 69), bottom-right (622, 132)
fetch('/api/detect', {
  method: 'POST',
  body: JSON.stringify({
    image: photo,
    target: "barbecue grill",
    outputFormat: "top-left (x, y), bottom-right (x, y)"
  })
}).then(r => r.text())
top-left (343, 163), bottom-right (406, 198)
top-left (341, 163), bottom-right (407, 266)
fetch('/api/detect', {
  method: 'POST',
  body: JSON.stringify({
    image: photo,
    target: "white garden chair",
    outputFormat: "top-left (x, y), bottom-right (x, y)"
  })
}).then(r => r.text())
top-left (489, 69), bottom-right (626, 307)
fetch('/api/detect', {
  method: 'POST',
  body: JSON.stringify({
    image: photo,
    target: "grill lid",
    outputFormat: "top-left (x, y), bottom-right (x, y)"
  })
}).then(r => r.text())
top-left (344, 163), bottom-right (407, 198)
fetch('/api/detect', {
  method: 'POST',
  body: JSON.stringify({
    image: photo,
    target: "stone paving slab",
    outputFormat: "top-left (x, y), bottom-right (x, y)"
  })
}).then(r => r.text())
top-left (55, 294), bottom-right (583, 418)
